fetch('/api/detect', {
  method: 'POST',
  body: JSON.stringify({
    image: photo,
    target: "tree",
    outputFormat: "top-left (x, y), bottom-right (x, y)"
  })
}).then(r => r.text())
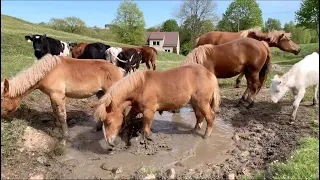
top-left (295, 0), bottom-right (319, 36)
top-left (284, 21), bottom-right (312, 44)
top-left (217, 0), bottom-right (263, 32)
top-left (174, 0), bottom-right (219, 41)
top-left (48, 17), bottom-right (86, 33)
top-left (111, 0), bottom-right (146, 45)
top-left (161, 19), bottom-right (179, 32)
top-left (264, 18), bottom-right (281, 32)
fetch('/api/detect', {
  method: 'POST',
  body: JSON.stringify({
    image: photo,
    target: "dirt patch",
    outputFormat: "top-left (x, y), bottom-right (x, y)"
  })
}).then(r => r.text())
top-left (1, 83), bottom-right (318, 179)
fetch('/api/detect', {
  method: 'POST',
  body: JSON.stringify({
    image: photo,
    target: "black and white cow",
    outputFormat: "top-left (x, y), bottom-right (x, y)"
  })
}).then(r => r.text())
top-left (25, 34), bottom-right (70, 60)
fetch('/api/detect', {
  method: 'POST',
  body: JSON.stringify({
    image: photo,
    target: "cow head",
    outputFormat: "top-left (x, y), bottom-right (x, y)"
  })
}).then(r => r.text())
top-left (25, 34), bottom-right (47, 52)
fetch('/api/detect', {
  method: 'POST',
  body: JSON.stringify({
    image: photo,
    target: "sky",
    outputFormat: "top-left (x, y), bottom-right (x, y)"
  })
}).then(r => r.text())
top-left (1, 0), bottom-right (302, 28)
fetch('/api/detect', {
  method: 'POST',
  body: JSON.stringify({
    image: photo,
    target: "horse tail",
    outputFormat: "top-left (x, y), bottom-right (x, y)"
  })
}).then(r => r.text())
top-left (93, 70), bottom-right (146, 122)
top-left (210, 73), bottom-right (221, 113)
top-left (258, 42), bottom-right (272, 92)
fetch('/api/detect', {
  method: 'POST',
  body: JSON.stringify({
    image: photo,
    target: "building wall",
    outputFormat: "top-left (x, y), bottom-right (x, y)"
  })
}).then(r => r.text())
top-left (149, 40), bottom-right (164, 51)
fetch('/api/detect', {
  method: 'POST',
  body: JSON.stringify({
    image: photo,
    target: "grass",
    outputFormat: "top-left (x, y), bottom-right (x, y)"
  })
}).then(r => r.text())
top-left (1, 14), bottom-right (319, 178)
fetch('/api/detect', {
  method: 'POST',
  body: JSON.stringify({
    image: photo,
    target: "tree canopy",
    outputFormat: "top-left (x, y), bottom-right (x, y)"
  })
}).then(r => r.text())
top-left (295, 0), bottom-right (319, 36)
top-left (161, 19), bottom-right (179, 32)
top-left (264, 18), bottom-right (281, 32)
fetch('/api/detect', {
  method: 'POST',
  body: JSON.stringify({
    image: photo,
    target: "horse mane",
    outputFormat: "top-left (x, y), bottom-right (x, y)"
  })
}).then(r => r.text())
top-left (94, 70), bottom-right (146, 122)
top-left (1, 54), bottom-right (61, 98)
top-left (267, 30), bottom-right (291, 43)
top-left (181, 44), bottom-right (214, 66)
top-left (240, 27), bottom-right (263, 38)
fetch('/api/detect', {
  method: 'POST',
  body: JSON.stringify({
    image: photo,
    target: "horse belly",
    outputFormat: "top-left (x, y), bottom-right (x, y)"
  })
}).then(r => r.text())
top-left (65, 83), bottom-right (101, 99)
top-left (156, 93), bottom-right (191, 111)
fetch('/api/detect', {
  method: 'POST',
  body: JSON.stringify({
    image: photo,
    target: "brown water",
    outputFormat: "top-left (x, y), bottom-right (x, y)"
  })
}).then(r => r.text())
top-left (57, 106), bottom-right (235, 178)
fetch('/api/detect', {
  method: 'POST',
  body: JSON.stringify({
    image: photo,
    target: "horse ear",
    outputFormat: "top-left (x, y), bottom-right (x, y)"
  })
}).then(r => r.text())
top-left (278, 33), bottom-right (285, 40)
top-left (3, 78), bottom-right (9, 94)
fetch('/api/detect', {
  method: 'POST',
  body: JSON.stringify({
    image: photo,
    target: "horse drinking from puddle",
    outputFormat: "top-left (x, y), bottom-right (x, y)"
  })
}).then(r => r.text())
top-left (181, 38), bottom-right (272, 108)
top-left (194, 29), bottom-right (301, 88)
top-left (1, 54), bottom-right (125, 145)
top-left (93, 63), bottom-right (221, 147)
top-left (270, 52), bottom-right (319, 121)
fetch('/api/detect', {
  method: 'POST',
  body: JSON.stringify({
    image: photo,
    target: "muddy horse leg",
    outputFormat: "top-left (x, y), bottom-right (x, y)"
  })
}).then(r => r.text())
top-left (237, 75), bottom-right (252, 107)
top-left (246, 72), bottom-right (261, 108)
top-left (92, 90), bottom-right (106, 132)
top-left (141, 108), bottom-right (156, 148)
top-left (199, 102), bottom-right (215, 139)
top-left (192, 105), bottom-right (205, 131)
top-left (50, 93), bottom-right (68, 145)
top-left (235, 72), bottom-right (244, 88)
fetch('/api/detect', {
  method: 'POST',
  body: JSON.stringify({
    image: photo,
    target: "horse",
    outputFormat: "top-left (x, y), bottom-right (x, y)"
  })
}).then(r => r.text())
top-left (117, 48), bottom-right (142, 74)
top-left (181, 37), bottom-right (272, 108)
top-left (270, 52), bottom-right (319, 121)
top-left (93, 63), bottom-right (221, 147)
top-left (1, 54), bottom-right (125, 145)
top-left (105, 47), bottom-right (123, 66)
top-left (194, 28), bottom-right (301, 88)
top-left (121, 46), bottom-right (157, 70)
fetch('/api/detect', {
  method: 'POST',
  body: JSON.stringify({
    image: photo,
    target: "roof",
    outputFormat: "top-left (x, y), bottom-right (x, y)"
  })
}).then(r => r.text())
top-left (145, 32), bottom-right (179, 47)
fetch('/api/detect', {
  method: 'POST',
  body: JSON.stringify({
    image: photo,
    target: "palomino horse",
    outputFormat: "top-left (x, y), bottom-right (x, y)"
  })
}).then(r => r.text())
top-left (182, 37), bottom-right (272, 108)
top-left (121, 46), bottom-right (157, 70)
top-left (93, 63), bottom-right (221, 147)
top-left (1, 54), bottom-right (125, 145)
top-left (195, 28), bottom-right (301, 88)
top-left (270, 52), bottom-right (319, 121)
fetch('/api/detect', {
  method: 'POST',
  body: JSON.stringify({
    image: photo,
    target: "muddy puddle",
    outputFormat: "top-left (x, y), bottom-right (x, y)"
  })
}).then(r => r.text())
top-left (57, 105), bottom-right (235, 179)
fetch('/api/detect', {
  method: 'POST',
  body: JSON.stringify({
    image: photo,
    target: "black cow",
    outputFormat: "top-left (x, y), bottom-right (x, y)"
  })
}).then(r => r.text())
top-left (77, 42), bottom-right (110, 59)
top-left (117, 48), bottom-right (142, 73)
top-left (25, 34), bottom-right (69, 60)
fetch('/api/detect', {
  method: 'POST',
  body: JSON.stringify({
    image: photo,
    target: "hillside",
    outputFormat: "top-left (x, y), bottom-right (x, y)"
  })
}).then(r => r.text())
top-left (1, 14), bottom-right (186, 78)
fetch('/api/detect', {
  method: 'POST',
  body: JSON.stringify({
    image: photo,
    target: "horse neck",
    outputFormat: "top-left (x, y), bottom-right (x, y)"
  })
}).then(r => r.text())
top-left (9, 84), bottom-right (38, 101)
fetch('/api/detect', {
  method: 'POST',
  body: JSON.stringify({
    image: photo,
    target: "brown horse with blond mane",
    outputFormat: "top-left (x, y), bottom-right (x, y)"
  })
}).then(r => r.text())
top-left (121, 46), bottom-right (158, 70)
top-left (194, 28), bottom-right (301, 88)
top-left (182, 37), bottom-right (275, 108)
top-left (93, 63), bottom-right (220, 147)
top-left (1, 54), bottom-right (125, 145)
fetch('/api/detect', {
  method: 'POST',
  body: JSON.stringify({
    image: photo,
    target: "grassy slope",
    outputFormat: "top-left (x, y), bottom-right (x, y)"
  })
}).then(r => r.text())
top-left (1, 14), bottom-right (319, 178)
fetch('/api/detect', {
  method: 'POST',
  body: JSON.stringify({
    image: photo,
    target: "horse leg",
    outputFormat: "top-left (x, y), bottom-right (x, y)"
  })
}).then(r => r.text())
top-left (313, 84), bottom-right (318, 105)
top-left (291, 88), bottom-right (306, 121)
top-left (50, 100), bottom-right (61, 127)
top-left (50, 93), bottom-right (69, 145)
top-left (92, 90), bottom-right (106, 132)
top-left (237, 74), bottom-right (252, 107)
top-left (151, 58), bottom-right (156, 70)
top-left (246, 72), bottom-right (260, 108)
top-left (141, 108), bottom-right (156, 148)
top-left (145, 60), bottom-right (151, 70)
top-left (192, 105), bottom-right (205, 131)
top-left (199, 102), bottom-right (215, 139)
top-left (235, 72), bottom-right (244, 88)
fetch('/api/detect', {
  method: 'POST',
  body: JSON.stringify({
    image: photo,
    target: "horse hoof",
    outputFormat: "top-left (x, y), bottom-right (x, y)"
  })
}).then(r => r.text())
top-left (234, 85), bottom-right (240, 88)
top-left (247, 103), bottom-right (254, 109)
top-left (203, 133), bottom-right (210, 139)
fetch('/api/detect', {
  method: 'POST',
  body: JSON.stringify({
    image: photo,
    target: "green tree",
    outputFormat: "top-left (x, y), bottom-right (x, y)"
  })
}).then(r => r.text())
top-left (264, 18), bottom-right (281, 32)
top-left (295, 0), bottom-right (319, 36)
top-left (64, 17), bottom-right (86, 33)
top-left (284, 21), bottom-right (312, 44)
top-left (217, 0), bottom-right (263, 32)
top-left (161, 19), bottom-right (179, 32)
top-left (200, 20), bottom-right (215, 34)
top-left (111, 0), bottom-right (146, 45)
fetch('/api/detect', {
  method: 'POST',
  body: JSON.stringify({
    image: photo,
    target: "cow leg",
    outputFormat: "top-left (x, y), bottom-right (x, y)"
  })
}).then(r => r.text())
top-left (291, 88), bottom-right (306, 121)
top-left (313, 84), bottom-right (318, 105)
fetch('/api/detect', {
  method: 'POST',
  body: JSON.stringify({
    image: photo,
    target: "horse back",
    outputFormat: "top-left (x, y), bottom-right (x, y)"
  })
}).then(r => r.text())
top-left (196, 31), bottom-right (241, 47)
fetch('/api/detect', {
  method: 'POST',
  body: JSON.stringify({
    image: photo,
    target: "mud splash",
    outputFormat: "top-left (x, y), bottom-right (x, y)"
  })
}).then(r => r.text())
top-left (55, 105), bottom-right (234, 179)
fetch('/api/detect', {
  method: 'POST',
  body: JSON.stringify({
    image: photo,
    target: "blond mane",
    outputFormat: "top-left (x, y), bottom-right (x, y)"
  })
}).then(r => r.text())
top-left (267, 30), bottom-right (291, 43)
top-left (181, 44), bottom-right (214, 66)
top-left (1, 54), bottom-right (61, 98)
top-left (94, 70), bottom-right (146, 122)
top-left (240, 27), bottom-right (263, 38)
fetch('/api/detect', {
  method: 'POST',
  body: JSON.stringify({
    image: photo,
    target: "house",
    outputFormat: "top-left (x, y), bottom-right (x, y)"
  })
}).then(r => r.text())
top-left (104, 24), bottom-right (112, 30)
top-left (145, 31), bottom-right (180, 55)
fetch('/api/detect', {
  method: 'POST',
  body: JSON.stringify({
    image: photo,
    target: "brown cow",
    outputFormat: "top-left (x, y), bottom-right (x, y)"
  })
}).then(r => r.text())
top-left (121, 46), bottom-right (158, 70)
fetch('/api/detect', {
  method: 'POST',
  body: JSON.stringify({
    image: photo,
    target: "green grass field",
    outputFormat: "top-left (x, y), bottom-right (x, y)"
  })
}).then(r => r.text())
top-left (1, 14), bottom-right (319, 178)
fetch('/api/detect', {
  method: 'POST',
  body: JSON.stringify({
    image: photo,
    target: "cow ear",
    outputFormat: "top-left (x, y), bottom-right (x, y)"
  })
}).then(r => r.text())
top-left (25, 36), bottom-right (32, 42)
top-left (43, 34), bottom-right (47, 38)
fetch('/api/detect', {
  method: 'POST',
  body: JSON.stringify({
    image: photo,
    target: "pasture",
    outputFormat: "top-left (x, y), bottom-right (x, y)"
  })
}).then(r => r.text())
top-left (1, 14), bottom-right (319, 179)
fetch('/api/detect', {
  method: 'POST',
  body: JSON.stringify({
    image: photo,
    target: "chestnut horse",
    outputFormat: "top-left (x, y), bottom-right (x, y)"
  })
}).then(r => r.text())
top-left (121, 46), bottom-right (157, 70)
top-left (93, 63), bottom-right (220, 147)
top-left (182, 37), bottom-right (272, 108)
top-left (1, 54), bottom-right (125, 145)
top-left (195, 28), bottom-right (301, 88)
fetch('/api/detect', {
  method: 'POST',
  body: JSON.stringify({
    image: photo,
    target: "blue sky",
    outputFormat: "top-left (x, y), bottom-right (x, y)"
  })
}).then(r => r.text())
top-left (1, 0), bottom-right (302, 28)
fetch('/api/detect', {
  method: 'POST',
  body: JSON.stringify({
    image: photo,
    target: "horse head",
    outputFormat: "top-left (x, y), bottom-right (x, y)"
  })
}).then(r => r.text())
top-left (1, 79), bottom-right (22, 118)
top-left (267, 31), bottom-right (301, 55)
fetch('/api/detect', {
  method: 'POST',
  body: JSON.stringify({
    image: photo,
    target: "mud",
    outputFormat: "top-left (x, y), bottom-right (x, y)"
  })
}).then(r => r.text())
top-left (1, 79), bottom-right (318, 179)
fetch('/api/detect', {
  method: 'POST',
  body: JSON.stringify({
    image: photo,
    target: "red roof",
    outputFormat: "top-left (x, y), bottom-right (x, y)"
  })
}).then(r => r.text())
top-left (145, 31), bottom-right (179, 47)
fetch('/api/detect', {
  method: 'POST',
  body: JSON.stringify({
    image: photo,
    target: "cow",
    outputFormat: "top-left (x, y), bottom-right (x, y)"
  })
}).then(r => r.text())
top-left (117, 48), bottom-right (142, 74)
top-left (78, 42), bottom-right (111, 59)
top-left (25, 34), bottom-right (70, 60)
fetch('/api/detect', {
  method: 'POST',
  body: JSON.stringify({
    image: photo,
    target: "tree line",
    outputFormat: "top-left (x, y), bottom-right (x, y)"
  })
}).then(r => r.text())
top-left (40, 0), bottom-right (319, 55)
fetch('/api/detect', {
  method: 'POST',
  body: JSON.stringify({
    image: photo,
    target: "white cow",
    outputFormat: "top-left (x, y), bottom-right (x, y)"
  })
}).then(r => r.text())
top-left (59, 41), bottom-right (70, 57)
top-left (270, 52), bottom-right (319, 121)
